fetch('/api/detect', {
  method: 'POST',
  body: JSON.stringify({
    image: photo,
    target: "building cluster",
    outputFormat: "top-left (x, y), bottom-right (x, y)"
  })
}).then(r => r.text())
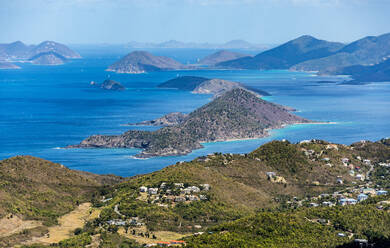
top-left (145, 240), bottom-right (186, 247)
top-left (139, 182), bottom-right (210, 206)
top-left (106, 217), bottom-right (144, 226)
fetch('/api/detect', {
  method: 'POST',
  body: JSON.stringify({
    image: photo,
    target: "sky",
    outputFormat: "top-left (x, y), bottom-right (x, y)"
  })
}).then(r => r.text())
top-left (1, 0), bottom-right (390, 45)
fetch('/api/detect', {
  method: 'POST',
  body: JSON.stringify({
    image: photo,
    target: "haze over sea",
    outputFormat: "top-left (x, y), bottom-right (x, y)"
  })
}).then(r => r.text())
top-left (1, 47), bottom-right (390, 177)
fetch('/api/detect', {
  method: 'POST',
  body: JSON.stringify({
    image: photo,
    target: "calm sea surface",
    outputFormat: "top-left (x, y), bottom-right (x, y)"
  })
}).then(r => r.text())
top-left (1, 47), bottom-right (389, 176)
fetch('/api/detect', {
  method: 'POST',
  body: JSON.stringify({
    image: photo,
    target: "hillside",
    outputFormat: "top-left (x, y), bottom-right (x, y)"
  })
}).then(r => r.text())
top-left (218, 35), bottom-right (344, 70)
top-left (339, 59), bottom-right (390, 83)
top-left (0, 41), bottom-right (80, 61)
top-left (158, 76), bottom-right (270, 97)
top-left (69, 88), bottom-right (308, 157)
top-left (0, 156), bottom-right (121, 247)
top-left (29, 52), bottom-right (67, 65)
top-left (185, 199), bottom-right (390, 248)
top-left (130, 112), bottom-right (188, 126)
top-left (107, 51), bottom-right (186, 74)
top-left (199, 50), bottom-right (248, 66)
top-left (84, 138), bottom-right (390, 238)
top-left (5, 138), bottom-right (390, 247)
top-left (292, 33), bottom-right (390, 73)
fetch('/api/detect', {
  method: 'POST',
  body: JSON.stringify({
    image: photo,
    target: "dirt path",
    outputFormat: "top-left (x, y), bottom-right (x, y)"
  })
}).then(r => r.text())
top-left (0, 214), bottom-right (42, 238)
top-left (25, 203), bottom-right (98, 245)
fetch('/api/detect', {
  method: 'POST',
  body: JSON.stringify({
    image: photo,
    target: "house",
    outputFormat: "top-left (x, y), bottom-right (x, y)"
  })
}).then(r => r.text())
top-left (339, 198), bottom-right (357, 206)
top-left (200, 184), bottom-right (210, 191)
top-left (188, 186), bottom-right (200, 193)
top-left (322, 201), bottom-right (334, 207)
top-left (355, 174), bottom-right (364, 181)
top-left (199, 195), bottom-right (208, 201)
top-left (157, 241), bottom-right (170, 247)
top-left (174, 183), bottom-right (184, 188)
top-left (361, 188), bottom-right (376, 195)
top-left (310, 202), bottom-right (319, 207)
top-left (322, 157), bottom-right (330, 162)
top-left (363, 159), bottom-right (371, 165)
top-left (148, 188), bottom-right (158, 195)
top-left (188, 195), bottom-right (199, 201)
top-left (170, 240), bottom-right (186, 245)
top-left (357, 193), bottom-right (368, 202)
top-left (266, 172), bottom-right (276, 179)
top-left (341, 158), bottom-right (350, 164)
top-left (337, 178), bottom-right (343, 185)
top-left (349, 170), bottom-right (355, 176)
top-left (160, 182), bottom-right (167, 189)
top-left (376, 190), bottom-right (388, 196)
top-left (175, 196), bottom-right (186, 202)
top-left (140, 186), bottom-right (148, 192)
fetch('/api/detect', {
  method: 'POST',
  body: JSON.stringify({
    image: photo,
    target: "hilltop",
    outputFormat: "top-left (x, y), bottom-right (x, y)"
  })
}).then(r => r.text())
top-left (218, 35), bottom-right (343, 70)
top-left (69, 88), bottom-right (308, 157)
top-left (107, 51), bottom-right (186, 74)
top-left (199, 50), bottom-right (249, 66)
top-left (158, 76), bottom-right (270, 97)
top-left (0, 41), bottom-right (80, 62)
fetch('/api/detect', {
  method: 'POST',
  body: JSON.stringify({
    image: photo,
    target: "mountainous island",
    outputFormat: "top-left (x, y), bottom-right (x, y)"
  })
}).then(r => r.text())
top-left (107, 51), bottom-right (187, 74)
top-left (158, 75), bottom-right (270, 97)
top-left (2, 138), bottom-right (390, 247)
top-left (91, 79), bottom-right (126, 91)
top-left (29, 52), bottom-right (68, 65)
top-left (68, 88), bottom-right (309, 157)
top-left (0, 41), bottom-right (81, 66)
top-left (198, 50), bottom-right (249, 66)
top-left (216, 33), bottom-right (390, 83)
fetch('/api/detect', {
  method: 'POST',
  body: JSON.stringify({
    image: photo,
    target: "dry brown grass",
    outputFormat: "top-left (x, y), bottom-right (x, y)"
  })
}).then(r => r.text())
top-left (118, 226), bottom-right (186, 245)
top-left (0, 215), bottom-right (42, 238)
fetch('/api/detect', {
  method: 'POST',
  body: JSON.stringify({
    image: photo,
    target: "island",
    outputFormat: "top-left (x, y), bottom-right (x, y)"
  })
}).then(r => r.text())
top-left (29, 52), bottom-right (67, 65)
top-left (199, 50), bottom-right (248, 66)
top-left (0, 62), bottom-right (20, 69)
top-left (158, 75), bottom-right (270, 97)
top-left (67, 88), bottom-right (310, 158)
top-left (91, 79), bottom-right (126, 91)
top-left (106, 51), bottom-right (186, 74)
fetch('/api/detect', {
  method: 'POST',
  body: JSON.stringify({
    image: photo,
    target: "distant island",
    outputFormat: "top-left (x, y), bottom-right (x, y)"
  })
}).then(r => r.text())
top-left (68, 88), bottom-right (309, 157)
top-left (0, 62), bottom-right (20, 69)
top-left (158, 75), bottom-right (270, 97)
top-left (0, 40), bottom-right (81, 66)
top-left (29, 52), bottom-right (67, 65)
top-left (91, 79), bottom-right (126, 91)
top-left (215, 33), bottom-right (390, 83)
top-left (106, 51), bottom-right (187, 74)
top-left (198, 50), bottom-right (249, 66)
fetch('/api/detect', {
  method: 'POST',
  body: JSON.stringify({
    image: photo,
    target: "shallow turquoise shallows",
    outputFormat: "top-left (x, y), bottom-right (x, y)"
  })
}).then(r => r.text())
top-left (1, 48), bottom-right (390, 176)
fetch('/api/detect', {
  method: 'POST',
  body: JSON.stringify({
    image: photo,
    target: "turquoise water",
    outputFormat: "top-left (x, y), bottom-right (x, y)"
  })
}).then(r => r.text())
top-left (1, 48), bottom-right (390, 176)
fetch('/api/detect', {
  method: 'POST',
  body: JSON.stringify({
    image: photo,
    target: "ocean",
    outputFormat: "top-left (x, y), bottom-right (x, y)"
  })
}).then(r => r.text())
top-left (1, 47), bottom-right (390, 176)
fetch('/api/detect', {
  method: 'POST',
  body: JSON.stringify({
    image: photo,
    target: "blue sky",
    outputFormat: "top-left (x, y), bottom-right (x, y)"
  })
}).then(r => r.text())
top-left (1, 0), bottom-right (389, 44)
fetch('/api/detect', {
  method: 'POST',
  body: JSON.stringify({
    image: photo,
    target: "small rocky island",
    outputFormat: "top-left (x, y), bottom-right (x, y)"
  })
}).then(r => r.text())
top-left (29, 52), bottom-right (67, 65)
top-left (107, 51), bottom-right (186, 74)
top-left (68, 88), bottom-right (310, 158)
top-left (158, 76), bottom-right (270, 97)
top-left (91, 79), bottom-right (126, 91)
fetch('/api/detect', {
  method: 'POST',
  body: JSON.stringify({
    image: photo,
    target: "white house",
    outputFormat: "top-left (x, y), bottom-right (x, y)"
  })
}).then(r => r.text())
top-left (148, 188), bottom-right (158, 195)
top-left (140, 186), bottom-right (148, 192)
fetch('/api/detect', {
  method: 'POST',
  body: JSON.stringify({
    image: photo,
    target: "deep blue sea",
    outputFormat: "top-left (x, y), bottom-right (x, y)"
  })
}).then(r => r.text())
top-left (1, 47), bottom-right (390, 176)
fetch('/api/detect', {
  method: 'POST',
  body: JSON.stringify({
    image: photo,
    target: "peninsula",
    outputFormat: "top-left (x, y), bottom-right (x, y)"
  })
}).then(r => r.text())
top-left (68, 88), bottom-right (309, 157)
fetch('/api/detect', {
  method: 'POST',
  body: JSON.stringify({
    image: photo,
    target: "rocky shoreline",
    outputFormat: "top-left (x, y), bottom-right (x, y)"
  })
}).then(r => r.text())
top-left (67, 88), bottom-right (311, 158)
